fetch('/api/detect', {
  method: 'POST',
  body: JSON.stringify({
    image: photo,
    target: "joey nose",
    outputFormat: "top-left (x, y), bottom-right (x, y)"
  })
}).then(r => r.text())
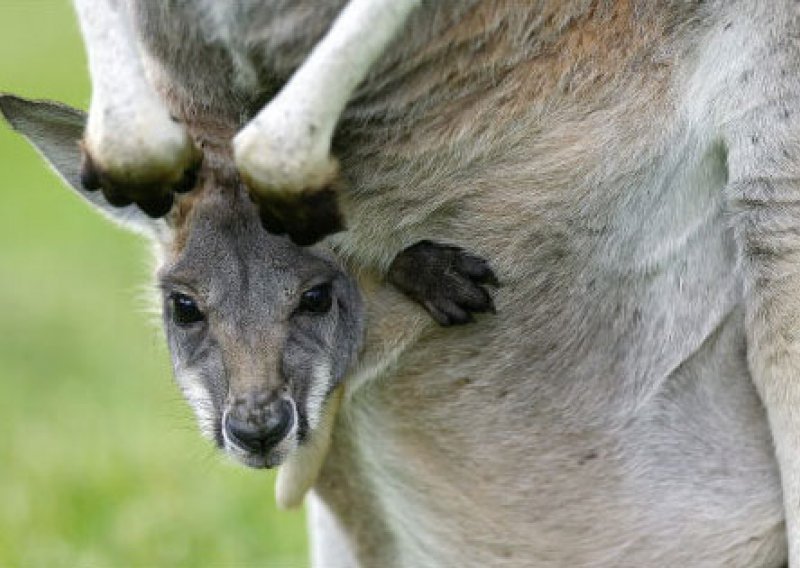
top-left (225, 397), bottom-right (294, 454)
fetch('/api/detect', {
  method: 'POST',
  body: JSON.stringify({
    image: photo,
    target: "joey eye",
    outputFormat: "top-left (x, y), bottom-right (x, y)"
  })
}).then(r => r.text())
top-left (170, 293), bottom-right (205, 326)
top-left (298, 283), bottom-right (333, 314)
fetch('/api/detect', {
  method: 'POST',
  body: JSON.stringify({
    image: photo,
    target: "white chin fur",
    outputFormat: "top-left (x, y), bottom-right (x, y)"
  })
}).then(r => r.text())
top-left (276, 385), bottom-right (343, 509)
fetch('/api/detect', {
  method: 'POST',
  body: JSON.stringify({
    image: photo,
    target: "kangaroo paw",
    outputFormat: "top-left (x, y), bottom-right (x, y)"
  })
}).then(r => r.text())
top-left (80, 146), bottom-right (200, 218)
top-left (246, 184), bottom-right (345, 247)
top-left (234, 120), bottom-right (344, 246)
top-left (388, 240), bottom-right (499, 326)
top-left (80, 108), bottom-right (201, 218)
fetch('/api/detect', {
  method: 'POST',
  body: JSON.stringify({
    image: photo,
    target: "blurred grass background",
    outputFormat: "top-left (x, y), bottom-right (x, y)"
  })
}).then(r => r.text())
top-left (0, 1), bottom-right (308, 566)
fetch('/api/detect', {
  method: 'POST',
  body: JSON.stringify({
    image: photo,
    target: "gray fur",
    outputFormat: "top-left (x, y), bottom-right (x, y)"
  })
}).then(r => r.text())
top-left (159, 186), bottom-right (364, 468)
top-left (6, 0), bottom-right (800, 565)
top-left (0, 96), bottom-right (158, 236)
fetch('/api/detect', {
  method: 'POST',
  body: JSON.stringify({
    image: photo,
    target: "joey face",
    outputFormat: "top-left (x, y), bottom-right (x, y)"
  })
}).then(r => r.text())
top-left (0, 95), bottom-right (364, 472)
top-left (160, 191), bottom-right (364, 469)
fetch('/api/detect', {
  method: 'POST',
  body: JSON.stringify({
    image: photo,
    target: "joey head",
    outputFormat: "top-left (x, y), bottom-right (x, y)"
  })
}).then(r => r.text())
top-left (0, 94), bottom-right (497, 504)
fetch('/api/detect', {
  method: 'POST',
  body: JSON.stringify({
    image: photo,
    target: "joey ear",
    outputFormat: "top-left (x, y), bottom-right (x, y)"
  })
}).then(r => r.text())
top-left (0, 94), bottom-right (162, 237)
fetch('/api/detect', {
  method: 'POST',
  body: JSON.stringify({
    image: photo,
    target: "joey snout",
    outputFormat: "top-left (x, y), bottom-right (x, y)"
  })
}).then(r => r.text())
top-left (222, 390), bottom-right (297, 468)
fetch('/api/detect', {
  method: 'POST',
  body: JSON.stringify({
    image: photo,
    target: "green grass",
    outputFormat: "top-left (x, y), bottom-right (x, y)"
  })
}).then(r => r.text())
top-left (0, 2), bottom-right (307, 566)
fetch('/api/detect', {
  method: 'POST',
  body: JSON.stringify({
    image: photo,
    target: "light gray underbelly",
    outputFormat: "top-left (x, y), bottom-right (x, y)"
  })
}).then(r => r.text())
top-left (323, 158), bottom-right (785, 564)
top-left (330, 287), bottom-right (784, 566)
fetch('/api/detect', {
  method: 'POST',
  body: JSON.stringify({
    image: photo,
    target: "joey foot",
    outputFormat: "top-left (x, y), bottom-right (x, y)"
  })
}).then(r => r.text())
top-left (233, 114), bottom-right (345, 246)
top-left (246, 185), bottom-right (345, 247)
top-left (388, 240), bottom-right (500, 326)
top-left (80, 147), bottom-right (201, 217)
top-left (79, 106), bottom-right (202, 218)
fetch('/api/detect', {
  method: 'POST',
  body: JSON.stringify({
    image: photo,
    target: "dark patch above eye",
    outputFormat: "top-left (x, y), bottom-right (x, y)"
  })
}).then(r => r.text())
top-left (298, 282), bottom-right (333, 314)
top-left (170, 292), bottom-right (205, 326)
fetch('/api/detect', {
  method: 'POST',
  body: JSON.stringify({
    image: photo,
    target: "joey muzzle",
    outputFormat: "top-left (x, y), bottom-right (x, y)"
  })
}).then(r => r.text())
top-left (224, 393), bottom-right (294, 455)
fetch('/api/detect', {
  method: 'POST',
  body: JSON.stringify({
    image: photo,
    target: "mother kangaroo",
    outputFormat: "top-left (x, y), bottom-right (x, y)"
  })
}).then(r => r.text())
top-left (3, 1), bottom-right (800, 566)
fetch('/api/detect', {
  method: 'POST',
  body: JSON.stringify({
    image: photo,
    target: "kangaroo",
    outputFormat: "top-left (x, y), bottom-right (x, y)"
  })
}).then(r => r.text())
top-left (0, 94), bottom-right (499, 509)
top-left (3, 0), bottom-right (800, 565)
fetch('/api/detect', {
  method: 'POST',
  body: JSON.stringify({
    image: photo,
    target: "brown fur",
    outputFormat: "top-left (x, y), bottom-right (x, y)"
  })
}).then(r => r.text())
top-left (9, 1), bottom-right (797, 565)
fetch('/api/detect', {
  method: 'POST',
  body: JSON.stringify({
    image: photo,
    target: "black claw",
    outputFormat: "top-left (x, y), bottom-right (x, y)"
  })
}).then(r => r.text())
top-left (457, 285), bottom-right (495, 313)
top-left (447, 306), bottom-right (475, 326)
top-left (173, 162), bottom-right (200, 194)
top-left (256, 203), bottom-right (288, 236)
top-left (252, 186), bottom-right (345, 246)
top-left (430, 299), bottom-right (475, 327)
top-left (79, 145), bottom-right (195, 217)
top-left (456, 253), bottom-right (500, 286)
top-left (423, 302), bottom-right (452, 327)
top-left (137, 192), bottom-right (175, 218)
top-left (79, 153), bottom-right (102, 191)
top-left (388, 240), bottom-right (499, 327)
top-left (101, 185), bottom-right (133, 207)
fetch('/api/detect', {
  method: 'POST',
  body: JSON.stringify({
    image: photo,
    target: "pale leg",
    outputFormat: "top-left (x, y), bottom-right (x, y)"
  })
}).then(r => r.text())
top-left (73, 0), bottom-right (199, 217)
top-left (233, 0), bottom-right (420, 245)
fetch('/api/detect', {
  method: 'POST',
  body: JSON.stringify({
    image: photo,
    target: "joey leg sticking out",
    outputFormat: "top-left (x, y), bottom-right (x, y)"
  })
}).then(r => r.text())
top-left (388, 240), bottom-right (499, 326)
top-left (233, 0), bottom-right (421, 245)
top-left (71, 0), bottom-right (203, 219)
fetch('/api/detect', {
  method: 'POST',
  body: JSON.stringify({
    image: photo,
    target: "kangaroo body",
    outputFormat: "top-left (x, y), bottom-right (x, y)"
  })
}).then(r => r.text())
top-left (7, 0), bottom-right (800, 565)
top-left (131, 2), bottom-right (791, 564)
